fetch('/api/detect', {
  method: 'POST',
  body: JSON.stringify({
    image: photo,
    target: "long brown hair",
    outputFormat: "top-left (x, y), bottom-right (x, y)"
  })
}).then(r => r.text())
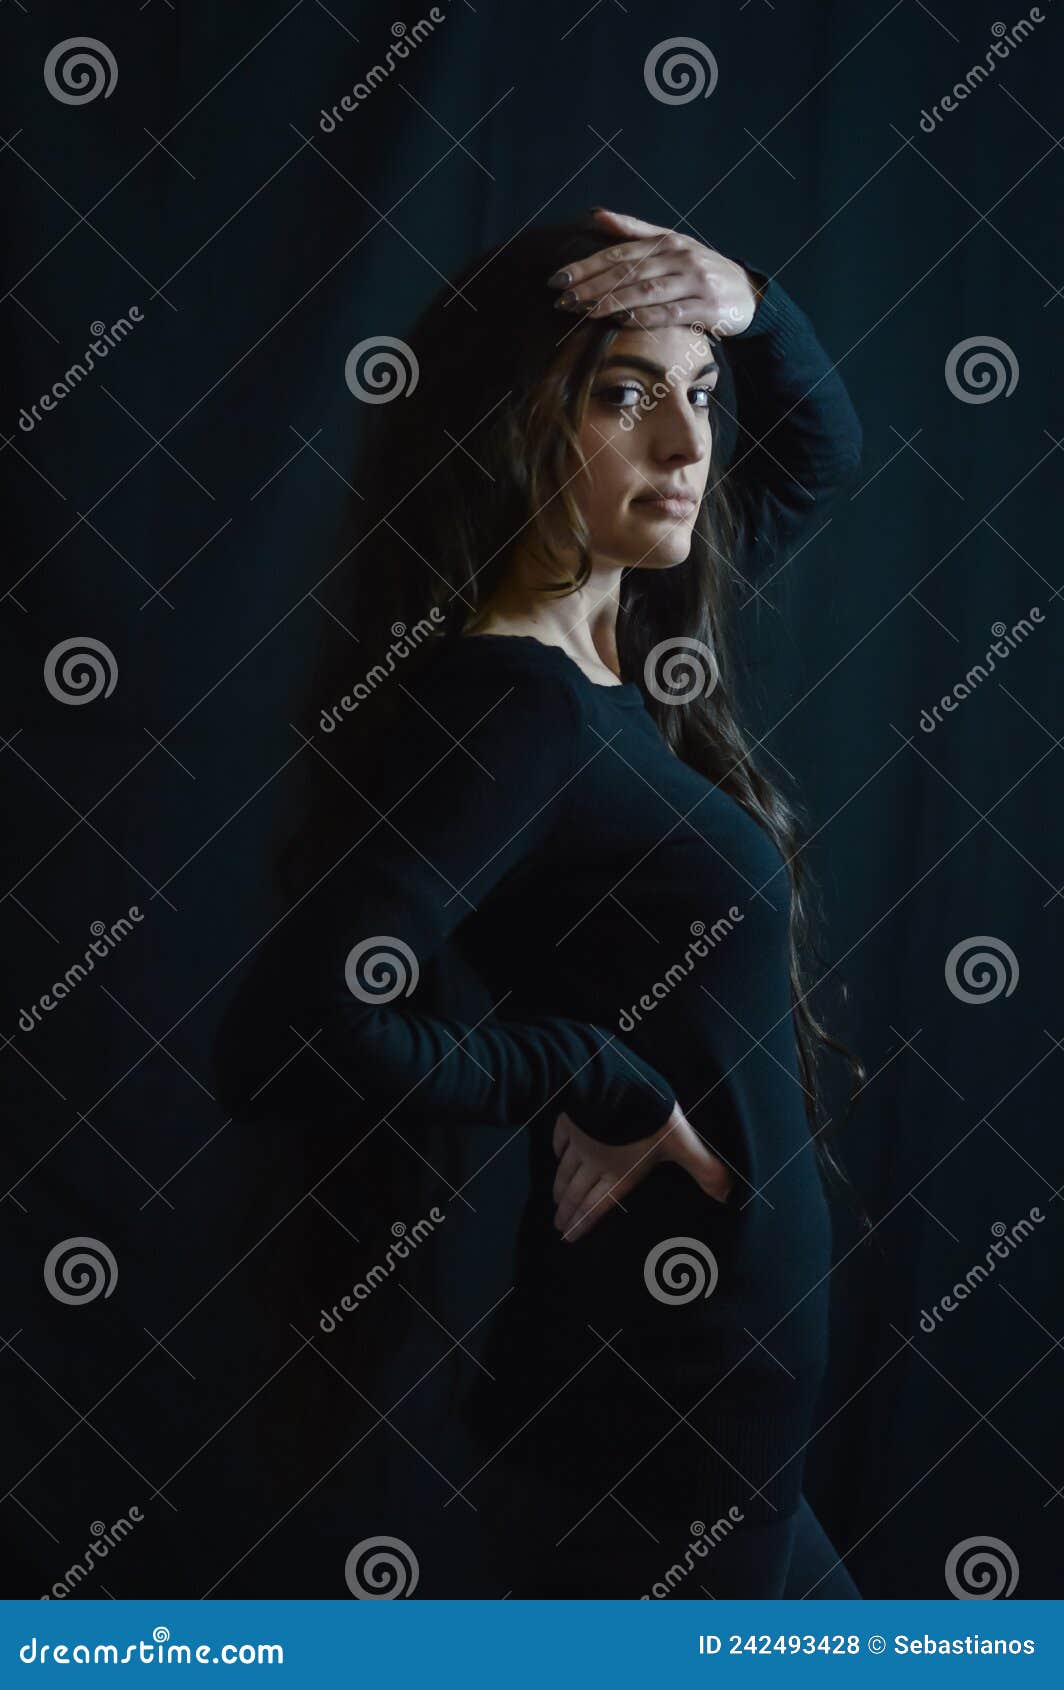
top-left (273, 215), bottom-right (870, 1392)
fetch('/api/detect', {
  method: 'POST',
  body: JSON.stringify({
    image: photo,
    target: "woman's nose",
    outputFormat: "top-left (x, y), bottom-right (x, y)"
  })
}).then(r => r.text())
top-left (651, 398), bottom-right (709, 466)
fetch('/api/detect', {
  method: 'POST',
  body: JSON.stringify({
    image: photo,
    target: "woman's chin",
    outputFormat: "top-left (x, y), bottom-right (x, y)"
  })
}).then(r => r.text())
top-left (620, 540), bottom-right (693, 571)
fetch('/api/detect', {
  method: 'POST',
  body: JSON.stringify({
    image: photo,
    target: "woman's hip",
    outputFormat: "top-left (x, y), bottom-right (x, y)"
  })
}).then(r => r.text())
top-left (472, 1452), bottom-right (861, 1599)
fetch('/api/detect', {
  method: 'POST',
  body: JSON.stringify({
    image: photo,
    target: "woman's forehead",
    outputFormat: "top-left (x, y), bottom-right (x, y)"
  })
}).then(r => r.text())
top-left (598, 323), bottom-right (717, 371)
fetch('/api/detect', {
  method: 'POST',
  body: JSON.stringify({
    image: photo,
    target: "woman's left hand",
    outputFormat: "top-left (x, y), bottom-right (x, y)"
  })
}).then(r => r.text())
top-left (551, 1099), bottom-right (733, 1244)
top-left (550, 208), bottom-right (761, 338)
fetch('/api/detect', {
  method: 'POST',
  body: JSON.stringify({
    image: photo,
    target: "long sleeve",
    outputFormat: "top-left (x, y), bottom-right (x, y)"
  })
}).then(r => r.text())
top-left (211, 645), bottom-right (677, 1146)
top-left (719, 258), bottom-right (864, 585)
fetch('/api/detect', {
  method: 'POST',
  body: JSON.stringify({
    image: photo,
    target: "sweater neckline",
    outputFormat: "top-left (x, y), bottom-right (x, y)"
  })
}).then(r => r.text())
top-left (459, 633), bottom-right (646, 707)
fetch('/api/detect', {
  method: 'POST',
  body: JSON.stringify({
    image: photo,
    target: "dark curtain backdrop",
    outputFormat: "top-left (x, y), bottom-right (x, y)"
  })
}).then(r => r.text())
top-left (2, 0), bottom-right (1061, 1599)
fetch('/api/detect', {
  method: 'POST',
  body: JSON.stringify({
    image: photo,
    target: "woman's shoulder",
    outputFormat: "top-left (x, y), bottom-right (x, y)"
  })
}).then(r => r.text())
top-left (413, 633), bottom-right (585, 720)
top-left (362, 632), bottom-right (586, 826)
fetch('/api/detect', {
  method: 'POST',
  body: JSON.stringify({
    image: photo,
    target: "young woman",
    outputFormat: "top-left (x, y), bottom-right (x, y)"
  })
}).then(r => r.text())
top-left (213, 210), bottom-right (866, 1598)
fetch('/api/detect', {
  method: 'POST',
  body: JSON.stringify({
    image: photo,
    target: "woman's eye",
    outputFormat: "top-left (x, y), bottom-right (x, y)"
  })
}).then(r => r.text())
top-left (595, 382), bottom-right (644, 408)
top-left (593, 380), bottom-right (717, 413)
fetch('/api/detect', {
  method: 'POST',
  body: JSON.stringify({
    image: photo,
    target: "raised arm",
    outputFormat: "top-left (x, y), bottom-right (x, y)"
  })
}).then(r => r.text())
top-left (719, 258), bottom-right (864, 583)
top-left (211, 644), bottom-right (676, 1146)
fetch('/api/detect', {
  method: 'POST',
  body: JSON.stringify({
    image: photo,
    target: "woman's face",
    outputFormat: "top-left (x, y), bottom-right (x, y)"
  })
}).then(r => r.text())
top-left (571, 323), bottom-right (718, 570)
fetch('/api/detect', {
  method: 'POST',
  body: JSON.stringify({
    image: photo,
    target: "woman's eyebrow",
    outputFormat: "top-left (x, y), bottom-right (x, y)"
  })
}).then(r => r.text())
top-left (597, 353), bottom-right (719, 379)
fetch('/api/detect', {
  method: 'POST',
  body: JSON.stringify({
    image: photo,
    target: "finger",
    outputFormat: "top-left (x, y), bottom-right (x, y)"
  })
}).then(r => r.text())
top-left (551, 1141), bottom-right (581, 1203)
top-left (559, 254), bottom-right (683, 306)
top-left (680, 1138), bottom-right (736, 1204)
top-left (705, 1158), bottom-right (736, 1204)
top-left (554, 1161), bottom-right (602, 1236)
top-left (562, 1174), bottom-right (620, 1243)
top-left (552, 1111), bottom-right (572, 1157)
top-left (591, 209), bottom-right (676, 240)
top-left (576, 269), bottom-right (692, 318)
top-left (549, 231), bottom-right (686, 291)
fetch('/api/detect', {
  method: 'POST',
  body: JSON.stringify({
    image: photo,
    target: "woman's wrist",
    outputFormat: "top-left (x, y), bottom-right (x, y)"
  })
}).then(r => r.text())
top-left (744, 266), bottom-right (767, 309)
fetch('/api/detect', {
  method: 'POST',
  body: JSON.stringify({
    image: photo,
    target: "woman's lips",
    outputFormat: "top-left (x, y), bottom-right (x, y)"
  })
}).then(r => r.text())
top-left (632, 495), bottom-right (698, 518)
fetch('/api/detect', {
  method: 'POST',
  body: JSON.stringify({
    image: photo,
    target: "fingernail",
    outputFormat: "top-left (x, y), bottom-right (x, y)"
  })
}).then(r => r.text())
top-left (547, 269), bottom-right (571, 289)
top-left (555, 290), bottom-right (578, 310)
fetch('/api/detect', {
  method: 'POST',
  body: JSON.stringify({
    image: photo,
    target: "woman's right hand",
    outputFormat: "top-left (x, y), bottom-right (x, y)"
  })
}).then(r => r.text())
top-left (552, 1099), bottom-right (734, 1244)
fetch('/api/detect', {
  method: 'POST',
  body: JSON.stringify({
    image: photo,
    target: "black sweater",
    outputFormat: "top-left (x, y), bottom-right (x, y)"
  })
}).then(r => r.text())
top-left (213, 262), bottom-right (863, 1526)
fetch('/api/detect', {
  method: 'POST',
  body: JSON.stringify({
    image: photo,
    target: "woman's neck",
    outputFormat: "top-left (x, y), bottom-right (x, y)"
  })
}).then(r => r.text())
top-left (464, 549), bottom-right (625, 680)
